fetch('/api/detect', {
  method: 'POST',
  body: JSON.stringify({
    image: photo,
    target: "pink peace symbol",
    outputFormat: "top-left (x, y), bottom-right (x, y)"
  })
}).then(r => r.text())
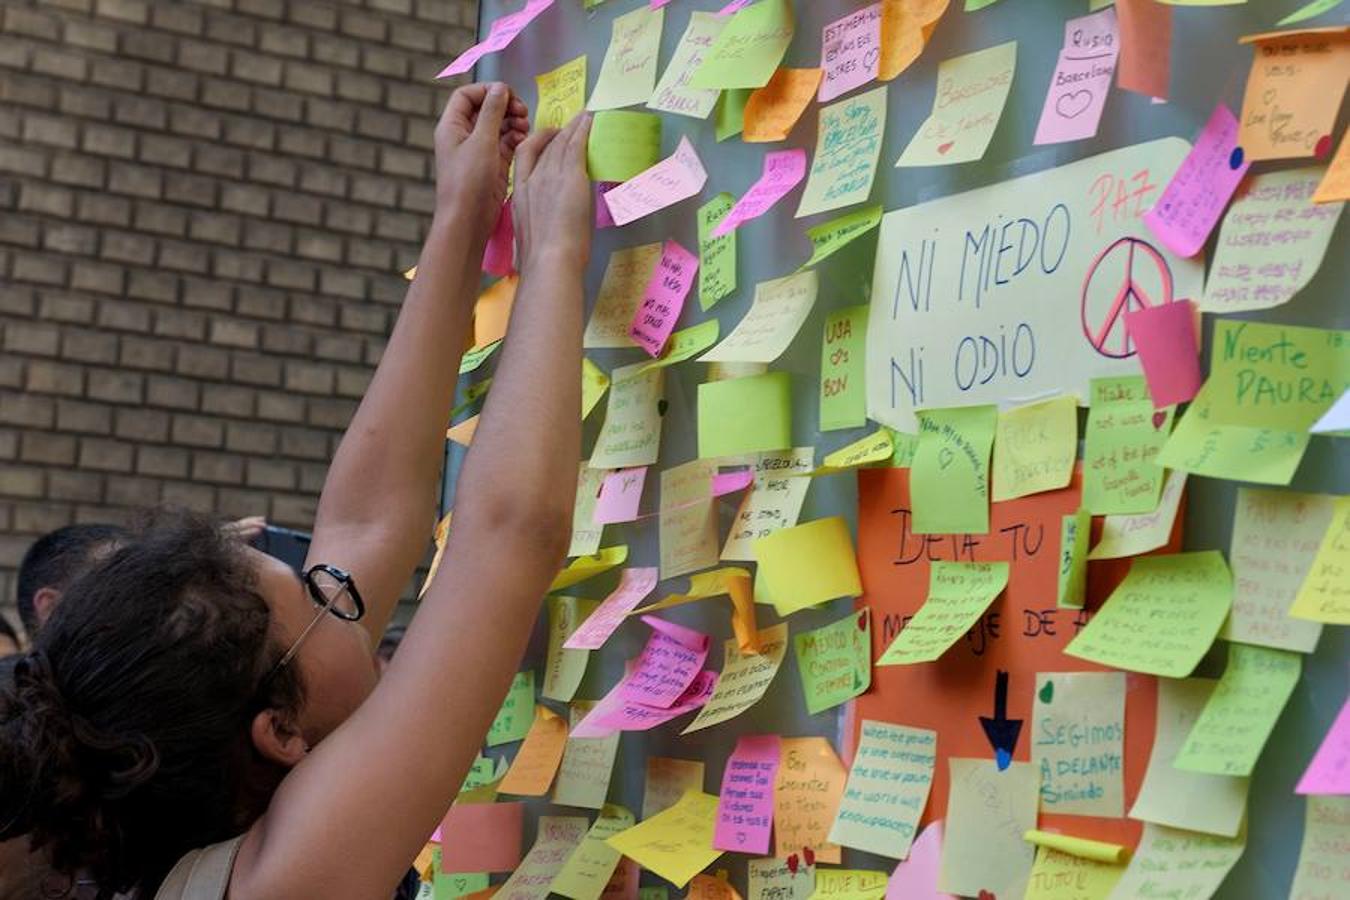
top-left (1079, 237), bottom-right (1176, 359)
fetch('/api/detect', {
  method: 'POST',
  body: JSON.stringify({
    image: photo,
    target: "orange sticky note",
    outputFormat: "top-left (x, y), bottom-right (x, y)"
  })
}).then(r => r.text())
top-left (1116, 0), bottom-right (1171, 98)
top-left (475, 275), bottom-right (518, 347)
top-left (440, 801), bottom-right (525, 873)
top-left (743, 68), bottom-right (824, 142)
top-left (687, 874), bottom-right (743, 900)
top-left (1237, 27), bottom-right (1350, 162)
top-left (774, 736), bottom-right (848, 863)
top-left (446, 415), bottom-right (479, 447)
top-left (1313, 130), bottom-right (1350, 203)
top-left (498, 705), bottom-right (570, 797)
top-left (879, 0), bottom-right (948, 81)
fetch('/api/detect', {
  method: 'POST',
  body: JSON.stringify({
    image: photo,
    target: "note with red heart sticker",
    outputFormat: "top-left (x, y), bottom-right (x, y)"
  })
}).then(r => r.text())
top-left (895, 41), bottom-right (1017, 167)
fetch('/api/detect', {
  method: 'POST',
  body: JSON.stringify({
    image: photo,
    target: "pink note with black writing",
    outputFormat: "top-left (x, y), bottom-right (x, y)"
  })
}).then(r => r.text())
top-left (1125, 299), bottom-right (1201, 408)
top-left (563, 567), bottom-right (660, 651)
top-left (630, 239), bottom-right (698, 357)
top-left (437, 0), bottom-right (554, 78)
top-left (1143, 104), bottom-right (1251, 257)
top-left (571, 667), bottom-right (718, 738)
top-left (620, 616), bottom-right (710, 707)
top-left (595, 467), bottom-right (649, 524)
top-left (604, 137), bottom-right (708, 227)
top-left (1033, 7), bottom-right (1119, 145)
top-left (713, 149), bottom-right (808, 237)
top-left (713, 734), bottom-right (781, 854)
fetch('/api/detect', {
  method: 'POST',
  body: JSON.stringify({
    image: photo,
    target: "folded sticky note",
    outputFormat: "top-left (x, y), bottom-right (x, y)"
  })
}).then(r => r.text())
top-left (697, 372), bottom-right (792, 458)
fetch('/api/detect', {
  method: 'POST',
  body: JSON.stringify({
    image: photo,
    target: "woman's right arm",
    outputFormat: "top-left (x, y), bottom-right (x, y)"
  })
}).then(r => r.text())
top-left (231, 115), bottom-right (593, 900)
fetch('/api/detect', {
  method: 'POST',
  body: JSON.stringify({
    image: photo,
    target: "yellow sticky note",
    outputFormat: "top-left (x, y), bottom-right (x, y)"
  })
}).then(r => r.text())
top-left (811, 429), bottom-right (893, 475)
top-left (810, 870), bottom-right (887, 900)
top-left (826, 721), bottom-right (936, 859)
top-left (549, 805), bottom-right (634, 900)
top-left (543, 596), bottom-right (598, 702)
top-left (991, 395), bottom-right (1077, 501)
top-left (1031, 672), bottom-right (1126, 818)
top-left (1087, 469), bottom-right (1187, 560)
top-left (585, 244), bottom-right (663, 349)
top-left (911, 405), bottom-right (997, 535)
top-left (643, 757), bottom-right (706, 819)
top-left (631, 567), bottom-right (751, 616)
top-left (498, 705), bottom-right (569, 797)
top-left (1129, 678), bottom-right (1249, 838)
top-left (743, 67), bottom-right (823, 142)
top-left (553, 701), bottom-right (621, 810)
top-left (1173, 643), bottom-right (1301, 776)
top-left (475, 276), bottom-right (517, 348)
top-left (1290, 494), bottom-right (1350, 624)
top-left (1289, 796), bottom-right (1350, 898)
top-left (1056, 508), bottom-right (1090, 609)
top-left (550, 546), bottom-right (629, 592)
top-left (753, 517), bottom-right (862, 615)
top-left (636, 319), bottom-right (720, 374)
top-left (1108, 822), bottom-right (1245, 899)
top-left (1064, 551), bottom-right (1232, 678)
top-left (1238, 27), bottom-right (1350, 161)
top-left (582, 358), bottom-right (610, 420)
top-left (606, 790), bottom-right (724, 888)
top-left (800, 205), bottom-right (883, 272)
top-left (700, 270), bottom-right (818, 365)
top-left (877, 562), bottom-right (1008, 665)
top-left (659, 459), bottom-right (720, 579)
top-left (1023, 830), bottom-right (1130, 865)
top-left (1023, 846), bottom-right (1124, 900)
top-left (569, 462), bottom-right (606, 558)
top-left (748, 858), bottom-right (815, 900)
top-left (648, 12), bottom-right (727, 119)
top-left (587, 6), bottom-right (664, 111)
top-left (498, 816), bottom-right (589, 898)
top-left (590, 362), bottom-right (664, 469)
top-left (774, 736), bottom-right (847, 863)
top-left (939, 759), bottom-right (1040, 898)
top-left (681, 623), bottom-right (788, 732)
top-left (895, 41), bottom-right (1017, 167)
top-left (536, 55), bottom-right (587, 130)
top-left (722, 449), bottom-right (815, 561)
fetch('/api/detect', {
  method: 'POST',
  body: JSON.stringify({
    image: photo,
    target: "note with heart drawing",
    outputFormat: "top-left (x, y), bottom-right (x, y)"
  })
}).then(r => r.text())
top-left (1034, 6), bottom-right (1120, 145)
top-left (895, 41), bottom-right (1017, 167)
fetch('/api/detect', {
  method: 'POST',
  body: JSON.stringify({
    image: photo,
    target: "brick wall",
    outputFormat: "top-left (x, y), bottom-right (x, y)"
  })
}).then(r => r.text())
top-left (0, 0), bottom-right (479, 631)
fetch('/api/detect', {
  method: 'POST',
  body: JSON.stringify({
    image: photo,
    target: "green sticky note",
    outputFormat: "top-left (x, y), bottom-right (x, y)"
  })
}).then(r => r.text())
top-left (714, 88), bottom-right (751, 142)
top-left (551, 805), bottom-right (635, 900)
top-left (911, 405), bottom-right (997, 535)
top-left (697, 372), bottom-right (792, 458)
top-left (697, 193), bottom-right (737, 311)
top-left (542, 596), bottom-right (598, 703)
top-left (1172, 643), bottom-right (1301, 777)
top-left (636, 319), bottom-right (720, 374)
top-left (1083, 376), bottom-right (1172, 514)
top-left (1065, 551), bottom-right (1233, 678)
top-left (887, 429), bottom-right (918, 467)
top-left (1203, 320), bottom-right (1349, 431)
top-left (794, 607), bottom-right (872, 714)
top-left (486, 670), bottom-right (535, 746)
top-left (434, 873), bottom-right (487, 900)
top-left (1056, 507), bottom-right (1090, 609)
top-left (459, 341), bottom-right (500, 374)
top-left (799, 204), bottom-right (882, 270)
top-left (819, 305), bottom-right (868, 432)
top-left (460, 754), bottom-right (497, 793)
top-left (965, 0), bottom-right (1003, 9)
top-left (587, 110), bottom-right (662, 181)
top-left (1158, 383), bottom-right (1309, 486)
top-left (639, 889), bottom-right (669, 900)
top-left (991, 395), bottom-right (1078, 501)
top-left (1279, 0), bottom-right (1344, 25)
top-left (877, 561), bottom-right (1010, 665)
top-left (689, 0), bottom-right (795, 90)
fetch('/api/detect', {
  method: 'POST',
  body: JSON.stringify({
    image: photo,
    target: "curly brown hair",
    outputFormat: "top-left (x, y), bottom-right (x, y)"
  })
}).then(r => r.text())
top-left (0, 511), bottom-right (305, 899)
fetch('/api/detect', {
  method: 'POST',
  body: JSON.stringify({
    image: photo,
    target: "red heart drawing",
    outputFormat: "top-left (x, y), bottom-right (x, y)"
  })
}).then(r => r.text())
top-left (1152, 411), bottom-right (1167, 429)
top-left (803, 847), bottom-right (816, 866)
top-left (786, 854), bottom-right (799, 875)
top-left (978, 891), bottom-right (996, 900)
top-left (937, 141), bottom-right (955, 155)
top-left (857, 610), bottom-right (868, 630)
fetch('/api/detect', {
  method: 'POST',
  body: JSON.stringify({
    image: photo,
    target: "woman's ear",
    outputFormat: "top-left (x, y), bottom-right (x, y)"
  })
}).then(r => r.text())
top-left (250, 708), bottom-right (308, 767)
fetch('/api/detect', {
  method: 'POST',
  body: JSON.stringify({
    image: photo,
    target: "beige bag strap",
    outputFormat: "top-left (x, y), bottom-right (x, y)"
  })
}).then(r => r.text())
top-left (154, 835), bottom-right (245, 900)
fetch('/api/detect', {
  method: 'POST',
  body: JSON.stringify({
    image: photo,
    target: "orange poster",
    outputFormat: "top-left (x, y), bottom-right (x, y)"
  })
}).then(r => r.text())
top-left (852, 467), bottom-right (1183, 848)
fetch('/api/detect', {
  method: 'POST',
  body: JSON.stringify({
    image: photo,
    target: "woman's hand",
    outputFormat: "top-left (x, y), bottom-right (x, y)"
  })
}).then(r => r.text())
top-left (512, 113), bottom-right (594, 274)
top-left (433, 82), bottom-right (530, 235)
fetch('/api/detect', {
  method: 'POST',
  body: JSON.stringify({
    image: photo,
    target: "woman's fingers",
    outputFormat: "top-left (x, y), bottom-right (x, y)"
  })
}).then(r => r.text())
top-left (472, 83), bottom-right (511, 142)
top-left (439, 83), bottom-right (491, 144)
top-left (515, 127), bottom-right (561, 185)
top-left (564, 112), bottom-right (592, 171)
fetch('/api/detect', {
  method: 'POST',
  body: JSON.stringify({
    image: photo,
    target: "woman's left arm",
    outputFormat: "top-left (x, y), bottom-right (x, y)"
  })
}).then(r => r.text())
top-left (303, 83), bottom-right (528, 641)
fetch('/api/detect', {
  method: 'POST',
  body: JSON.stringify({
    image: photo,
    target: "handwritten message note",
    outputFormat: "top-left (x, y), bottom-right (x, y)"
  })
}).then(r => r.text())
top-left (753, 517), bottom-right (863, 615)
top-left (697, 194), bottom-right (737, 310)
top-left (550, 805), bottom-right (634, 900)
top-left (659, 459), bottom-right (720, 578)
top-left (605, 138), bottom-right (708, 228)
top-left (543, 596), bottom-right (598, 701)
top-left (1066, 551), bottom-right (1233, 677)
top-left (1201, 167), bottom-right (1345, 312)
top-left (536, 55), bottom-right (586, 129)
top-left (487, 670), bottom-right (536, 746)
top-left (683, 623), bottom-right (789, 732)
top-left (1289, 796), bottom-right (1350, 898)
top-left (748, 857), bottom-right (815, 900)
top-left (588, 111), bottom-right (662, 181)
top-left (797, 86), bottom-right (887, 217)
top-left (1034, 6), bottom-right (1119, 145)
top-left (586, 244), bottom-right (662, 348)
top-left (595, 468), bottom-right (647, 526)
top-left (1297, 697), bottom-right (1350, 794)
top-left (623, 615), bottom-right (710, 708)
top-left (573, 666), bottom-right (716, 738)
top-left (498, 705), bottom-right (569, 796)
top-left (437, 0), bottom-right (554, 77)
top-left (715, 734), bottom-right (781, 853)
top-left (828, 721), bottom-right (937, 859)
top-left (816, 305), bottom-right (869, 432)
top-left (628, 239), bottom-right (698, 357)
top-left (794, 608), bottom-right (871, 714)
top-left (564, 568), bottom-right (659, 652)
top-left (910, 405), bottom-right (997, 535)
top-left (1238, 28), bottom-right (1350, 161)
top-left (813, 871), bottom-right (887, 900)
top-left (991, 395), bottom-right (1077, 501)
top-left (1107, 822), bottom-right (1244, 900)
top-left (744, 68), bottom-right (823, 142)
top-left (1024, 847), bottom-right (1124, 900)
top-left (1057, 507), bottom-right (1090, 608)
top-left (649, 12), bottom-right (728, 119)
top-left (1223, 487), bottom-right (1332, 653)
top-left (588, 6), bottom-right (664, 111)
top-left (820, 5), bottom-right (882, 101)
top-left (1032, 671), bottom-right (1125, 817)
top-left (553, 702), bottom-right (621, 810)
top-left (570, 462), bottom-right (607, 557)
top-left (714, 149), bottom-right (809, 236)
top-left (801, 204), bottom-right (883, 270)
top-left (1087, 468), bottom-right (1186, 560)
top-left (701, 270), bottom-right (818, 363)
top-left (497, 816), bottom-right (589, 900)
top-left (938, 759), bottom-right (1039, 898)
top-left (1205, 319), bottom-right (1349, 431)
top-left (877, 561), bottom-right (1009, 665)
top-left (723, 448), bottom-right (814, 560)
top-left (606, 791), bottom-right (723, 888)
top-left (697, 372), bottom-right (793, 458)
top-left (773, 736), bottom-right (847, 862)
top-left (643, 757), bottom-right (706, 819)
top-left (1290, 495), bottom-right (1350, 625)
top-left (895, 41), bottom-right (1017, 167)
top-left (1083, 376), bottom-right (1171, 515)
top-left (1144, 104), bottom-right (1251, 257)
top-left (1175, 642), bottom-right (1301, 776)
top-left (690, 0), bottom-right (795, 90)
top-left (590, 362), bottom-right (663, 469)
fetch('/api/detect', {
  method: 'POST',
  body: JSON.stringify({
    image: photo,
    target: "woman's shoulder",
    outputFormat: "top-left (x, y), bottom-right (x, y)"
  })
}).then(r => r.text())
top-left (152, 835), bottom-right (246, 900)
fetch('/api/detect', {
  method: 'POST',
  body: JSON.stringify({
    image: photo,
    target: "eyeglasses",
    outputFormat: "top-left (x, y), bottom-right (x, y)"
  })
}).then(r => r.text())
top-left (264, 564), bottom-right (366, 683)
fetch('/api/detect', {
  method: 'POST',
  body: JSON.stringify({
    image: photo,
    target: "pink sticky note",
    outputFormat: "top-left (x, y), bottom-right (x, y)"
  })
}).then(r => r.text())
top-left (572, 668), bottom-right (718, 738)
top-left (564, 567), bottom-right (660, 651)
top-left (714, 734), bottom-right (781, 854)
top-left (886, 822), bottom-right (956, 900)
top-left (712, 469), bottom-right (754, 497)
top-left (437, 0), bottom-right (554, 78)
top-left (604, 137), bottom-right (708, 227)
top-left (1296, 697), bottom-right (1350, 795)
top-left (440, 801), bottom-right (525, 873)
top-left (819, 4), bottom-right (882, 102)
top-left (713, 149), bottom-right (808, 238)
top-left (1033, 7), bottom-right (1120, 146)
top-left (595, 182), bottom-right (621, 229)
top-left (621, 616), bottom-right (711, 708)
top-left (1124, 299), bottom-right (1201, 408)
top-left (482, 200), bottom-right (514, 276)
top-left (630, 240), bottom-right (699, 357)
top-left (596, 467), bottom-right (649, 524)
top-left (716, 0), bottom-right (752, 15)
top-left (1143, 104), bottom-right (1251, 257)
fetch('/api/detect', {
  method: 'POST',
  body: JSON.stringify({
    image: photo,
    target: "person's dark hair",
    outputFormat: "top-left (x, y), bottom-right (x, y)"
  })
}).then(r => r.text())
top-left (376, 623), bottom-right (407, 664)
top-left (16, 524), bottom-right (129, 636)
top-left (0, 511), bottom-right (305, 898)
top-left (0, 617), bottom-right (19, 656)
